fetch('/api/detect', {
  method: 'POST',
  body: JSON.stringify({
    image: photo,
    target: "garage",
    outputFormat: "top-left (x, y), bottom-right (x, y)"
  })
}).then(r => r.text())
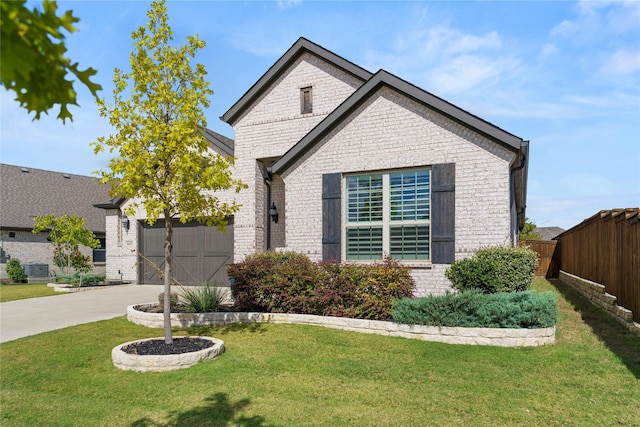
top-left (139, 218), bottom-right (233, 286)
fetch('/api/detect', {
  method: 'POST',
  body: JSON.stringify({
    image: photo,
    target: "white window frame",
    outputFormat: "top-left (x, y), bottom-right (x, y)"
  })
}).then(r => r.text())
top-left (343, 167), bottom-right (431, 262)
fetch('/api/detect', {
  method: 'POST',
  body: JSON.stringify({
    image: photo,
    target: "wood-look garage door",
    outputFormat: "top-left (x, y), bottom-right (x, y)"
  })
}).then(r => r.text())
top-left (139, 218), bottom-right (233, 286)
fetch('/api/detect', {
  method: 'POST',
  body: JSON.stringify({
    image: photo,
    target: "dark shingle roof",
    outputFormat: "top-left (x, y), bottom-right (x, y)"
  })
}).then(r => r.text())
top-left (0, 164), bottom-right (111, 232)
top-left (534, 227), bottom-right (565, 241)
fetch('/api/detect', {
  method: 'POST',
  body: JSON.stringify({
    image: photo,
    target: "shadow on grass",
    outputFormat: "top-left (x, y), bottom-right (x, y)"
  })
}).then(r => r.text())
top-left (551, 279), bottom-right (640, 379)
top-left (183, 321), bottom-right (267, 336)
top-left (130, 392), bottom-right (268, 426)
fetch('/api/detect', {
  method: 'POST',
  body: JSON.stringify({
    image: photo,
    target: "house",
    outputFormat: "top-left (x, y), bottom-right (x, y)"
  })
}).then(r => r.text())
top-left (103, 37), bottom-right (529, 296)
top-left (534, 226), bottom-right (565, 241)
top-left (0, 164), bottom-right (111, 279)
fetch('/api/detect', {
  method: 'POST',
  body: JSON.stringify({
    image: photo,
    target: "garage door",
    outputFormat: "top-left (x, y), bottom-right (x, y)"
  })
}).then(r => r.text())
top-left (139, 218), bottom-right (233, 286)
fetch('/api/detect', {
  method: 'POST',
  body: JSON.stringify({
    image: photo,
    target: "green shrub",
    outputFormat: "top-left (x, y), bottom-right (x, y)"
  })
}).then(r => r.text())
top-left (6, 258), bottom-right (27, 283)
top-left (445, 246), bottom-right (538, 293)
top-left (179, 283), bottom-right (225, 313)
top-left (392, 290), bottom-right (558, 328)
top-left (55, 272), bottom-right (105, 286)
top-left (228, 252), bottom-right (415, 320)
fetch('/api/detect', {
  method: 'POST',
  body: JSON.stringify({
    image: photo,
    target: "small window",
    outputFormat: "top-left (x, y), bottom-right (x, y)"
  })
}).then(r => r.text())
top-left (9, 231), bottom-right (16, 238)
top-left (301, 87), bottom-right (312, 114)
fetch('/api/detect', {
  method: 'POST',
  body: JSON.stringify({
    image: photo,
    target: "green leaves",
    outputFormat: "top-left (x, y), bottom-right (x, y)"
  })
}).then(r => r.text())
top-left (32, 214), bottom-right (101, 275)
top-left (92, 0), bottom-right (244, 230)
top-left (0, 0), bottom-right (102, 122)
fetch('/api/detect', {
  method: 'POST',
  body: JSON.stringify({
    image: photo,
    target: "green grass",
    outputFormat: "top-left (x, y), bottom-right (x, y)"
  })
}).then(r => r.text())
top-left (1, 277), bottom-right (639, 426)
top-left (0, 284), bottom-right (57, 302)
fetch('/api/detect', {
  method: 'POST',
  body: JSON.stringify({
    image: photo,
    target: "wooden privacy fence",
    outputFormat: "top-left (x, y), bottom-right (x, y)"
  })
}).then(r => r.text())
top-left (520, 240), bottom-right (560, 278)
top-left (556, 209), bottom-right (640, 323)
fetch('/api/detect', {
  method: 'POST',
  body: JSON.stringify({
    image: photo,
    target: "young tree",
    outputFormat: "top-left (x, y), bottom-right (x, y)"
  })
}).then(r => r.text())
top-left (32, 214), bottom-right (101, 275)
top-left (92, 0), bottom-right (244, 344)
top-left (519, 218), bottom-right (542, 241)
top-left (1, 0), bottom-right (101, 122)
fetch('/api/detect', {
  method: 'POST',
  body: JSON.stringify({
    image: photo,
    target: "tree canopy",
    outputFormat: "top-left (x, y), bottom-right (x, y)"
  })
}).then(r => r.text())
top-left (32, 214), bottom-right (101, 274)
top-left (1, 0), bottom-right (101, 122)
top-left (519, 218), bottom-right (542, 241)
top-left (92, 0), bottom-right (245, 343)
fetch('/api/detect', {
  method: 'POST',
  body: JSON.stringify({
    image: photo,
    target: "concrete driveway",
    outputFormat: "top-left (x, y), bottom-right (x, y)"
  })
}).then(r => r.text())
top-left (0, 285), bottom-right (161, 343)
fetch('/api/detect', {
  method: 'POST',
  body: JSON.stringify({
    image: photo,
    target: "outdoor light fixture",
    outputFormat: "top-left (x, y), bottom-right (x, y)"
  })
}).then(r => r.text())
top-left (121, 214), bottom-right (130, 231)
top-left (269, 202), bottom-right (279, 223)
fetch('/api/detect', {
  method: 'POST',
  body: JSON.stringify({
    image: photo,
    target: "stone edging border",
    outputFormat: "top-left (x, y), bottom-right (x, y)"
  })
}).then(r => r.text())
top-left (112, 336), bottom-right (225, 372)
top-left (127, 304), bottom-right (555, 347)
top-left (559, 271), bottom-right (640, 336)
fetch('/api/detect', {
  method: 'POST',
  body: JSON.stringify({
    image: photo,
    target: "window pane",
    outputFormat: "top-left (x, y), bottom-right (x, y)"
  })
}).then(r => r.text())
top-left (346, 174), bottom-right (383, 223)
top-left (390, 170), bottom-right (430, 221)
top-left (390, 225), bottom-right (430, 260)
top-left (346, 226), bottom-right (383, 260)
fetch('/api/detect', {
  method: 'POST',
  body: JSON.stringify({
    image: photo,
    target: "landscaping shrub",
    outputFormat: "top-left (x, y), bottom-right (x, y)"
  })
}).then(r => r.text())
top-left (228, 252), bottom-right (415, 320)
top-left (445, 246), bottom-right (538, 293)
top-left (55, 272), bottom-right (105, 286)
top-left (178, 283), bottom-right (225, 313)
top-left (6, 258), bottom-right (27, 283)
top-left (392, 290), bottom-right (559, 328)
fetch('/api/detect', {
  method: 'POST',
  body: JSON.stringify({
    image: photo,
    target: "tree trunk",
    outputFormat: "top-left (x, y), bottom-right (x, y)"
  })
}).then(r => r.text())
top-left (163, 214), bottom-right (173, 344)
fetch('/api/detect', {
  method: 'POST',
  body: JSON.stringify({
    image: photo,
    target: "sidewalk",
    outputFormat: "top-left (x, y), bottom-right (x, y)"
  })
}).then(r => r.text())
top-left (0, 285), bottom-right (161, 343)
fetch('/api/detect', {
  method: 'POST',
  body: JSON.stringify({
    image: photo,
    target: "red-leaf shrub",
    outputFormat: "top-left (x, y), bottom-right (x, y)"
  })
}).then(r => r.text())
top-left (228, 252), bottom-right (415, 320)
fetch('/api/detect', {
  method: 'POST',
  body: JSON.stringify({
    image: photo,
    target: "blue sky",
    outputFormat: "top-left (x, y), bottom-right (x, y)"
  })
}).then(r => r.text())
top-left (1, 0), bottom-right (638, 230)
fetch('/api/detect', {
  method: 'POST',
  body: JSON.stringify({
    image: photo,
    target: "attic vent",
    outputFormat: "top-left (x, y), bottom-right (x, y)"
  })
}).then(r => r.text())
top-left (20, 167), bottom-right (29, 173)
top-left (62, 174), bottom-right (71, 179)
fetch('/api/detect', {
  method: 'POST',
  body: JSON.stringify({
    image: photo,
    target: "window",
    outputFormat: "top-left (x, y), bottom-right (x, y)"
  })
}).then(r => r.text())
top-left (93, 237), bottom-right (106, 263)
top-left (345, 168), bottom-right (430, 261)
top-left (301, 87), bottom-right (312, 114)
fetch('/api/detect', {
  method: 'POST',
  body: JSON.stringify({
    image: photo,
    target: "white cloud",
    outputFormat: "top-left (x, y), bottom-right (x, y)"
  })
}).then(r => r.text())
top-left (277, 0), bottom-right (302, 10)
top-left (600, 48), bottom-right (640, 75)
top-left (428, 55), bottom-right (520, 94)
top-left (540, 43), bottom-right (558, 57)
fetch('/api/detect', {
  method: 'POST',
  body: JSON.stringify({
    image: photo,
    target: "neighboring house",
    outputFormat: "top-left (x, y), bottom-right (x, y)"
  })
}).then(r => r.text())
top-left (534, 227), bottom-right (565, 241)
top-left (103, 38), bottom-right (529, 296)
top-left (0, 164), bottom-right (111, 279)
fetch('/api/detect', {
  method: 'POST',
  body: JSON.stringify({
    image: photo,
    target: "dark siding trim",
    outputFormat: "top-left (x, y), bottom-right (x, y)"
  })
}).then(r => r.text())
top-left (432, 163), bottom-right (455, 264)
top-left (322, 173), bottom-right (342, 262)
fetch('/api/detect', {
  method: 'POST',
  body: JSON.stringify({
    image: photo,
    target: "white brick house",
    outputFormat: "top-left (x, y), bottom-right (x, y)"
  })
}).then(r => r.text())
top-left (103, 38), bottom-right (529, 296)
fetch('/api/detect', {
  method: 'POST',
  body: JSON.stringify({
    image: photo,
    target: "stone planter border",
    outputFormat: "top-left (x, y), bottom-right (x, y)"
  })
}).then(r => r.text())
top-left (112, 336), bottom-right (225, 372)
top-left (128, 304), bottom-right (555, 347)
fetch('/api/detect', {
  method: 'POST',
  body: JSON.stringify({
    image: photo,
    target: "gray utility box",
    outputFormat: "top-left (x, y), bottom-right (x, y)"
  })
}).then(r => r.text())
top-left (24, 263), bottom-right (49, 277)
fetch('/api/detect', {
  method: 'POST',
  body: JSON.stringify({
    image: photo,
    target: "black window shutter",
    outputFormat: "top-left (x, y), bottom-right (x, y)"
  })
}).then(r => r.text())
top-left (322, 173), bottom-right (341, 262)
top-left (432, 163), bottom-right (455, 264)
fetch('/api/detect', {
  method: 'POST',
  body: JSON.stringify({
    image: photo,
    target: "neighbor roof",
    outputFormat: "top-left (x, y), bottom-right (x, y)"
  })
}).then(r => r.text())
top-left (221, 37), bottom-right (373, 126)
top-left (0, 164), bottom-right (111, 232)
top-left (535, 226), bottom-right (565, 241)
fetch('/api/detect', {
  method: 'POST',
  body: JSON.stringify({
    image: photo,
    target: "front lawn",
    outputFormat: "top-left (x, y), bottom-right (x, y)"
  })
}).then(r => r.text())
top-left (1, 277), bottom-right (638, 426)
top-left (0, 284), bottom-right (57, 302)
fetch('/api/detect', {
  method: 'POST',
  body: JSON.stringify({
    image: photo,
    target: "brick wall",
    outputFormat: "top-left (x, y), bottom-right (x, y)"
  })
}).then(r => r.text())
top-left (232, 53), bottom-right (365, 261)
top-left (280, 87), bottom-right (516, 296)
top-left (1, 229), bottom-right (103, 277)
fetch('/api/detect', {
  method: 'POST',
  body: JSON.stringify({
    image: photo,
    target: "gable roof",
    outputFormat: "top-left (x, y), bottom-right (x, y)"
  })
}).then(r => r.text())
top-left (221, 37), bottom-right (373, 126)
top-left (0, 164), bottom-right (111, 232)
top-left (272, 69), bottom-right (527, 174)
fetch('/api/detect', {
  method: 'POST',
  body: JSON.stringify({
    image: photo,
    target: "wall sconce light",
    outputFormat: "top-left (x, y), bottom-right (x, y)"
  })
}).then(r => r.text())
top-left (121, 214), bottom-right (130, 231)
top-left (269, 202), bottom-right (279, 223)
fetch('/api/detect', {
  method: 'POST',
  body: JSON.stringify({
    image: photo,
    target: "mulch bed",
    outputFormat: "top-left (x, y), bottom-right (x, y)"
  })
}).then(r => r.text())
top-left (120, 337), bottom-right (214, 355)
top-left (134, 303), bottom-right (234, 314)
